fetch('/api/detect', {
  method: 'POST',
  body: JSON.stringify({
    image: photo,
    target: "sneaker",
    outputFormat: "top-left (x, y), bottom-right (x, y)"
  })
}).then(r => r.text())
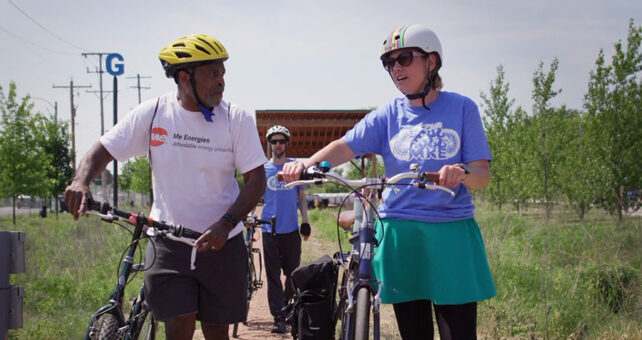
top-left (271, 319), bottom-right (286, 334)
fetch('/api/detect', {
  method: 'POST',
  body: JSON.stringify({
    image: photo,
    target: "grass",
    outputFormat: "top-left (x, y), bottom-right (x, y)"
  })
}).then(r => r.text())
top-left (303, 203), bottom-right (642, 339)
top-left (2, 208), bottom-right (165, 339)
top-left (3, 202), bottom-right (641, 339)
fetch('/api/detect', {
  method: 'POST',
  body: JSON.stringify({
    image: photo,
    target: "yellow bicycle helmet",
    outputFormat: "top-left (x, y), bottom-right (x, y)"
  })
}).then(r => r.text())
top-left (159, 34), bottom-right (229, 78)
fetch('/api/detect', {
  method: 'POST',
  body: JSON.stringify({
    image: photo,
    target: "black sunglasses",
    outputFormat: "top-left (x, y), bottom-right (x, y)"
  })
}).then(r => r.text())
top-left (381, 50), bottom-right (426, 72)
top-left (270, 139), bottom-right (287, 145)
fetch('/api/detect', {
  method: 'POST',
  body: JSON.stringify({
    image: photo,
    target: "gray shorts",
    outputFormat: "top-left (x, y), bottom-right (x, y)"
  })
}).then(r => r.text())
top-left (144, 233), bottom-right (247, 324)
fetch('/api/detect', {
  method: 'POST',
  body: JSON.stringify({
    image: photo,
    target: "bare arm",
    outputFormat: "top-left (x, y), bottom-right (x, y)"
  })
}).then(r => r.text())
top-left (64, 141), bottom-right (114, 219)
top-left (194, 164), bottom-right (266, 251)
top-left (438, 159), bottom-right (490, 189)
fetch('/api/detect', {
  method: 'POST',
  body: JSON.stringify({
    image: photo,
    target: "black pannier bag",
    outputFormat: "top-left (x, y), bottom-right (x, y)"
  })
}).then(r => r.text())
top-left (285, 254), bottom-right (339, 340)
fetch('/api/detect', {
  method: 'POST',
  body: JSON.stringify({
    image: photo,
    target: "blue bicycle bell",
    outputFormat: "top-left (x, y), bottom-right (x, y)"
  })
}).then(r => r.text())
top-left (319, 161), bottom-right (331, 172)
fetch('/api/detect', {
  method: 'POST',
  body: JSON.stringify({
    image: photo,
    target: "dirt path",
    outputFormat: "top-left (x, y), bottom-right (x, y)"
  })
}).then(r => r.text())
top-left (193, 208), bottom-right (400, 339)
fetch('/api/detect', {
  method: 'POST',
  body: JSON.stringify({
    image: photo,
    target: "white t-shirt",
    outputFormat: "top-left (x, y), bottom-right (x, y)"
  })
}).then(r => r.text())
top-left (100, 92), bottom-right (267, 236)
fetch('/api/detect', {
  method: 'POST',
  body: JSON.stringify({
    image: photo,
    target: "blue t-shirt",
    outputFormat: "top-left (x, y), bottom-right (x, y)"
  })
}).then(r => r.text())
top-left (261, 159), bottom-right (303, 233)
top-left (342, 92), bottom-right (492, 222)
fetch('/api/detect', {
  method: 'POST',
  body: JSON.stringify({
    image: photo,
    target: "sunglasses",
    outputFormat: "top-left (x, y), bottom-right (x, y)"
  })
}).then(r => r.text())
top-left (381, 50), bottom-right (427, 72)
top-left (270, 139), bottom-right (287, 145)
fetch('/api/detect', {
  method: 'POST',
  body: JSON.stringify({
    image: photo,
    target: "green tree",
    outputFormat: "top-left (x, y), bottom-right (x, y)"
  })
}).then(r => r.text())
top-left (35, 111), bottom-right (74, 216)
top-left (480, 65), bottom-right (516, 210)
top-left (584, 20), bottom-right (642, 223)
top-left (0, 82), bottom-right (50, 224)
top-left (129, 156), bottom-right (151, 206)
top-left (529, 58), bottom-right (565, 220)
top-left (119, 160), bottom-right (134, 204)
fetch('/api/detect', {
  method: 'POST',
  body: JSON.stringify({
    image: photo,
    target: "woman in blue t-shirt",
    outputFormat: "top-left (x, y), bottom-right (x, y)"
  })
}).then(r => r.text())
top-left (282, 24), bottom-right (495, 339)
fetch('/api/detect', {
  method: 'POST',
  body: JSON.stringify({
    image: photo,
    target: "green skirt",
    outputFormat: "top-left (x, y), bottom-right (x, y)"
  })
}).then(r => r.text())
top-left (372, 218), bottom-right (496, 305)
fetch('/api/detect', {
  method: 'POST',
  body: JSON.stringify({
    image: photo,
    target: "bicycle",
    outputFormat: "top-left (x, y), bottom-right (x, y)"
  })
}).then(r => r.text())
top-left (62, 199), bottom-right (202, 340)
top-left (232, 213), bottom-right (275, 338)
top-left (282, 161), bottom-right (454, 340)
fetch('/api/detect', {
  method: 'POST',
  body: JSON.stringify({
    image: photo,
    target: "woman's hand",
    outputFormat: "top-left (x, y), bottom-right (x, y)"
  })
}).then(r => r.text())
top-left (438, 164), bottom-right (468, 188)
top-left (281, 160), bottom-right (306, 183)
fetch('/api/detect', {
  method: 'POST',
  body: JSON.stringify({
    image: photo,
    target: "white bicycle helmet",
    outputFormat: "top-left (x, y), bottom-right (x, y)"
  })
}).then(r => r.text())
top-left (381, 24), bottom-right (442, 65)
top-left (380, 24), bottom-right (443, 110)
top-left (266, 125), bottom-right (290, 141)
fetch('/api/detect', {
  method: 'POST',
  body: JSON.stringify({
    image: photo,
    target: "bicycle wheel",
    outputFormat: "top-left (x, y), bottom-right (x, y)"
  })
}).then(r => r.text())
top-left (233, 253), bottom-right (256, 338)
top-left (354, 287), bottom-right (371, 340)
top-left (336, 271), bottom-right (352, 340)
top-left (88, 313), bottom-right (124, 340)
top-left (141, 314), bottom-right (157, 340)
top-left (131, 306), bottom-right (156, 340)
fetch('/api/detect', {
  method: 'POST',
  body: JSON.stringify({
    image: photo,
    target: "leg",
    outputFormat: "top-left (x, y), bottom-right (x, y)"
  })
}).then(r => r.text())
top-left (164, 313), bottom-right (196, 340)
top-left (392, 299), bottom-right (434, 340)
top-left (280, 230), bottom-right (302, 303)
top-left (201, 322), bottom-right (230, 340)
top-left (434, 302), bottom-right (477, 340)
top-left (262, 232), bottom-right (286, 317)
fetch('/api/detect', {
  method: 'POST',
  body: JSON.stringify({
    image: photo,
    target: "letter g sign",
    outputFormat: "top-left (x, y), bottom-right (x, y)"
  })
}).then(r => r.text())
top-left (106, 53), bottom-right (124, 76)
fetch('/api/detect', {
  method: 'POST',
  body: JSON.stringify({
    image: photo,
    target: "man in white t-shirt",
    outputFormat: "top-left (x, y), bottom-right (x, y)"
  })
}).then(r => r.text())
top-left (64, 34), bottom-right (266, 340)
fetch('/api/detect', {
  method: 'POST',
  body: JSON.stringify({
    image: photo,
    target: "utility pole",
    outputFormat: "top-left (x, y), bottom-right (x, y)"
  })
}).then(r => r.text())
top-left (82, 52), bottom-right (111, 202)
top-left (127, 74), bottom-right (151, 104)
top-left (53, 80), bottom-right (92, 172)
top-left (127, 74), bottom-right (153, 204)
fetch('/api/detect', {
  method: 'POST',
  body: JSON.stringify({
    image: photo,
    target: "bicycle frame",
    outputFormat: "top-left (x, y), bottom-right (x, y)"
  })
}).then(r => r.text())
top-left (84, 215), bottom-right (150, 339)
top-left (339, 187), bottom-right (383, 340)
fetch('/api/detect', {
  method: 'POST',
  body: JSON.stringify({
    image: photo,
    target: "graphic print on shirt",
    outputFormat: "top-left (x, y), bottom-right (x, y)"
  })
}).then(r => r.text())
top-left (150, 126), bottom-right (233, 153)
top-left (390, 122), bottom-right (460, 161)
top-left (150, 127), bottom-right (168, 146)
top-left (267, 174), bottom-right (291, 191)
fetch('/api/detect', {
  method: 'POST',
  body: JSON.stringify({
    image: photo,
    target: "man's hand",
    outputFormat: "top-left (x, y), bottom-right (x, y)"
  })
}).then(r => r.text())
top-left (194, 220), bottom-right (233, 252)
top-left (300, 222), bottom-right (311, 241)
top-left (64, 181), bottom-right (93, 220)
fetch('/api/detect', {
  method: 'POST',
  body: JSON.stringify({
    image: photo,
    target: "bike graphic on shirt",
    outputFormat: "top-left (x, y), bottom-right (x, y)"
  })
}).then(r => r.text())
top-left (390, 122), bottom-right (460, 161)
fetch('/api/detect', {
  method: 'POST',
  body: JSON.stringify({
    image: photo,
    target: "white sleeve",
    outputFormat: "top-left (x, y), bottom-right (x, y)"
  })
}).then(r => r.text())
top-left (100, 98), bottom-right (159, 162)
top-left (230, 104), bottom-right (267, 174)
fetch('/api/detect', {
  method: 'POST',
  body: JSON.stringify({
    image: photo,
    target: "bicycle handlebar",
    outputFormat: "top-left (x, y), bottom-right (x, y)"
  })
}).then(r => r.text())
top-left (278, 162), bottom-right (454, 196)
top-left (60, 199), bottom-right (203, 240)
top-left (244, 215), bottom-right (276, 228)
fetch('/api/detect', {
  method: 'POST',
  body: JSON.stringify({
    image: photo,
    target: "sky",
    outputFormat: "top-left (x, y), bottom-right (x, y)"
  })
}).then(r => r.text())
top-left (1, 0), bottom-right (640, 165)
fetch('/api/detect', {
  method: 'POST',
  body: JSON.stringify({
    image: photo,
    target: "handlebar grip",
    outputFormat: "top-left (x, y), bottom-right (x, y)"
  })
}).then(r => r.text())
top-left (88, 199), bottom-right (102, 212)
top-left (181, 229), bottom-right (202, 240)
top-left (424, 172), bottom-right (440, 184)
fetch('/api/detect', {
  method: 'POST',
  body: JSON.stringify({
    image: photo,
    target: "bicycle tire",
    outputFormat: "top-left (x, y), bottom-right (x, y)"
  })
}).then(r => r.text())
top-left (88, 313), bottom-right (123, 340)
top-left (336, 271), bottom-right (351, 340)
top-left (354, 287), bottom-right (371, 340)
top-left (131, 306), bottom-right (156, 340)
top-left (141, 314), bottom-right (157, 340)
top-left (233, 249), bottom-right (257, 338)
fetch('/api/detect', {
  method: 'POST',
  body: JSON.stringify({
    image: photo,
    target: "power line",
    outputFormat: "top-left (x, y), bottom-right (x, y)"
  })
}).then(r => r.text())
top-left (7, 0), bottom-right (88, 52)
top-left (0, 25), bottom-right (74, 54)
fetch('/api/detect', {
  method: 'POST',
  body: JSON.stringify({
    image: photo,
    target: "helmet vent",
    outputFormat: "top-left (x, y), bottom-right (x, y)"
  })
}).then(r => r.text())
top-left (197, 37), bottom-right (219, 53)
top-left (394, 34), bottom-right (401, 41)
top-left (175, 52), bottom-right (192, 59)
top-left (194, 44), bottom-right (211, 55)
top-left (173, 43), bottom-right (186, 48)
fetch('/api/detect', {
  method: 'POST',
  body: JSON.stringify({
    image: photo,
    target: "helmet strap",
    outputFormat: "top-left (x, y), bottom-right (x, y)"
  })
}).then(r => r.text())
top-left (404, 67), bottom-right (438, 111)
top-left (188, 70), bottom-right (215, 122)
